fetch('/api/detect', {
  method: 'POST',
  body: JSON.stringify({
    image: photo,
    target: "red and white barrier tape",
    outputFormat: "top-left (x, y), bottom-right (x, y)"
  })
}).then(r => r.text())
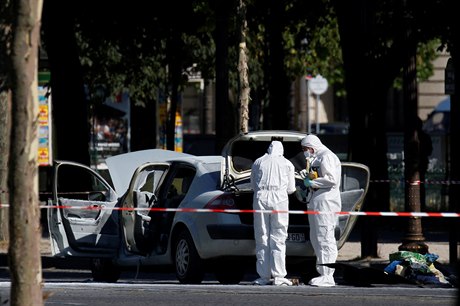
top-left (0, 203), bottom-right (457, 217)
top-left (370, 179), bottom-right (460, 185)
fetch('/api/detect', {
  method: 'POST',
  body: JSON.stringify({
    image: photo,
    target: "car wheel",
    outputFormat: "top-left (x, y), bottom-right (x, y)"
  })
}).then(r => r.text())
top-left (214, 262), bottom-right (245, 284)
top-left (91, 258), bottom-right (121, 283)
top-left (174, 230), bottom-right (204, 284)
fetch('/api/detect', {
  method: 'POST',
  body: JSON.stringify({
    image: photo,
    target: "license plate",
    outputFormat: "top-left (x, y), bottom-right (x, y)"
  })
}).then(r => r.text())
top-left (286, 233), bottom-right (305, 243)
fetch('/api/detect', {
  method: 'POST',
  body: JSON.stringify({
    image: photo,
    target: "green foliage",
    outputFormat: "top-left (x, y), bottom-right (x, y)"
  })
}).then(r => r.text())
top-left (239, 0), bottom-right (344, 98)
top-left (284, 12), bottom-right (345, 95)
top-left (71, 0), bottom-right (451, 111)
top-left (74, 0), bottom-right (216, 107)
top-left (392, 39), bottom-right (442, 90)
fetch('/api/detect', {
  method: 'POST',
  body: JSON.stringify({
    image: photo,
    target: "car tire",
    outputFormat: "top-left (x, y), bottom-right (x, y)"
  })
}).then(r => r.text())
top-left (174, 230), bottom-right (204, 284)
top-left (91, 258), bottom-right (121, 283)
top-left (214, 262), bottom-right (245, 284)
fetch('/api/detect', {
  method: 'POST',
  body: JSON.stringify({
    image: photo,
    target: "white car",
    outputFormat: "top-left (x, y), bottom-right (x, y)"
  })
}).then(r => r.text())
top-left (47, 130), bottom-right (370, 284)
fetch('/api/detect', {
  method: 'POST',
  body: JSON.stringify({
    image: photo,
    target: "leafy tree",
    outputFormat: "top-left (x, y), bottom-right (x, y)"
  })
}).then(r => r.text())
top-left (71, 1), bottom-right (217, 151)
top-left (332, 0), bottom-right (456, 258)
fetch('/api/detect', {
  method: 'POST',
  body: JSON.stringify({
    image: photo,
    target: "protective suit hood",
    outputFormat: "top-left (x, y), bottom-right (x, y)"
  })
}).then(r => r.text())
top-left (301, 135), bottom-right (326, 154)
top-left (268, 140), bottom-right (284, 156)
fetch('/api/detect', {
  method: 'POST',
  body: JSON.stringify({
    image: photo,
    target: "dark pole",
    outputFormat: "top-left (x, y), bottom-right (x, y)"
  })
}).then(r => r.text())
top-left (399, 23), bottom-right (428, 254)
top-left (447, 37), bottom-right (460, 265)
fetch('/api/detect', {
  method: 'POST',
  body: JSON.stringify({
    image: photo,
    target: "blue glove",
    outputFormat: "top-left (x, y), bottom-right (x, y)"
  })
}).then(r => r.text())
top-left (303, 178), bottom-right (313, 188)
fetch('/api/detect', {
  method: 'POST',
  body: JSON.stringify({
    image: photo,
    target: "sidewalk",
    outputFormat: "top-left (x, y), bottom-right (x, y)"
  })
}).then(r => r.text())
top-left (334, 224), bottom-right (459, 287)
top-left (337, 220), bottom-right (456, 264)
top-left (338, 237), bottom-right (452, 265)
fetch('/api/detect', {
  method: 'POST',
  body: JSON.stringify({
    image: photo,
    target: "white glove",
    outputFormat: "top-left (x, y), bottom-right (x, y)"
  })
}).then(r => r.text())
top-left (299, 169), bottom-right (308, 179)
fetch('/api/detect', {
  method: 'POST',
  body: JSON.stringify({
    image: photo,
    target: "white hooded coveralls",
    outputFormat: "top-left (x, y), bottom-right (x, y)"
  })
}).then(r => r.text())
top-left (250, 141), bottom-right (296, 282)
top-left (301, 135), bottom-right (342, 286)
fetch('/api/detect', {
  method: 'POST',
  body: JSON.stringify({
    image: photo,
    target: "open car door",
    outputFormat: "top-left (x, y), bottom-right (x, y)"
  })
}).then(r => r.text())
top-left (48, 161), bottom-right (120, 257)
top-left (336, 162), bottom-right (370, 249)
top-left (120, 163), bottom-right (169, 254)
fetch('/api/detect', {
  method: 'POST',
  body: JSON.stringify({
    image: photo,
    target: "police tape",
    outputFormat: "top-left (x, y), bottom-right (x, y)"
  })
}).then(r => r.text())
top-left (370, 179), bottom-right (460, 185)
top-left (0, 203), bottom-right (458, 217)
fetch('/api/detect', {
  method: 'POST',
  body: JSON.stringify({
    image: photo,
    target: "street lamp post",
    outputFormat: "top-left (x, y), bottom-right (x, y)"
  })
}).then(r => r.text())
top-left (399, 38), bottom-right (428, 254)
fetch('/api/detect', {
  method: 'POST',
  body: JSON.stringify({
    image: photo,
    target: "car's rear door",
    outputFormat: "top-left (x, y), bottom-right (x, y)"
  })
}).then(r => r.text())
top-left (48, 161), bottom-right (119, 257)
top-left (120, 163), bottom-right (169, 254)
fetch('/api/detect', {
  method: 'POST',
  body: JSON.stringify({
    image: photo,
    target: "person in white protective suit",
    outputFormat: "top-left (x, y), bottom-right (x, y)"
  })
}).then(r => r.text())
top-left (299, 134), bottom-right (342, 287)
top-left (250, 141), bottom-right (296, 286)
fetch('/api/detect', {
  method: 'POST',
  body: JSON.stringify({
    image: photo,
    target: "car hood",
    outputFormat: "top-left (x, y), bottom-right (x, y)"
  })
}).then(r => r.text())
top-left (105, 149), bottom-right (193, 193)
top-left (221, 130), bottom-right (307, 182)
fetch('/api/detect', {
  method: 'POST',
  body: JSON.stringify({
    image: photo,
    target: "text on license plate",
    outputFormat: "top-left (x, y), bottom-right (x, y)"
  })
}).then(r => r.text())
top-left (286, 233), bottom-right (305, 242)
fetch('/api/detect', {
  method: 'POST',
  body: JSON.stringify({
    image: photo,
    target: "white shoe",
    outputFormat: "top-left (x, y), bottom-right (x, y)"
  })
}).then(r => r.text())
top-left (308, 276), bottom-right (335, 287)
top-left (253, 278), bottom-right (272, 286)
top-left (274, 277), bottom-right (293, 286)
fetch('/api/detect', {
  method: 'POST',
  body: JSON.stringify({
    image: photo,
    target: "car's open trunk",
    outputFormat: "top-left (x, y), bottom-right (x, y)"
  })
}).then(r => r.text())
top-left (221, 131), bottom-right (370, 248)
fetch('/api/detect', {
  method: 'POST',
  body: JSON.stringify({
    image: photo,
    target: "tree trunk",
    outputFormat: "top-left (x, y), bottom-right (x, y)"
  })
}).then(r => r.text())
top-left (214, 0), bottom-right (237, 153)
top-left (264, 0), bottom-right (290, 130)
top-left (9, 0), bottom-right (44, 304)
top-left (0, 89), bottom-right (11, 242)
top-left (41, 0), bottom-right (90, 166)
top-left (334, 0), bottom-right (394, 258)
top-left (130, 100), bottom-right (157, 151)
top-left (0, 0), bottom-right (13, 244)
top-left (238, 0), bottom-right (250, 134)
top-left (166, 32), bottom-right (182, 152)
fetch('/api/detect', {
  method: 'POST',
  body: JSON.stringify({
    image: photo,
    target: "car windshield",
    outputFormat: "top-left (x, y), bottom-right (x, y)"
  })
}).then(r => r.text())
top-left (230, 140), bottom-right (306, 173)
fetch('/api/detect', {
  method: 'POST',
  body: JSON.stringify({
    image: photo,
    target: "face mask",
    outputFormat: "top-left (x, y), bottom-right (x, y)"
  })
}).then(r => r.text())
top-left (303, 150), bottom-right (312, 159)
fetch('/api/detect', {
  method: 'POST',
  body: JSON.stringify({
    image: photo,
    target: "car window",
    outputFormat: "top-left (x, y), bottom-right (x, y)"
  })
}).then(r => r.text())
top-left (165, 166), bottom-right (196, 207)
top-left (135, 166), bottom-right (167, 193)
top-left (137, 171), bottom-right (155, 193)
top-left (56, 164), bottom-right (115, 221)
top-left (57, 164), bottom-right (112, 202)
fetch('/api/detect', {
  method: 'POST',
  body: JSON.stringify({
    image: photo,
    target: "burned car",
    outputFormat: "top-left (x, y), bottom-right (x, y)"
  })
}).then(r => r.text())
top-left (47, 130), bottom-right (369, 284)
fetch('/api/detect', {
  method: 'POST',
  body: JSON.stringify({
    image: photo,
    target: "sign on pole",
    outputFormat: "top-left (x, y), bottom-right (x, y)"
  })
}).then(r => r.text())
top-left (308, 74), bottom-right (328, 95)
top-left (38, 86), bottom-right (52, 166)
top-left (307, 75), bottom-right (328, 134)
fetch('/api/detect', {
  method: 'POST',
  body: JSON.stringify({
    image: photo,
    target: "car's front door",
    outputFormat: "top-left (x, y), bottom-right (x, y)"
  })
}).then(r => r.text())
top-left (48, 161), bottom-right (119, 257)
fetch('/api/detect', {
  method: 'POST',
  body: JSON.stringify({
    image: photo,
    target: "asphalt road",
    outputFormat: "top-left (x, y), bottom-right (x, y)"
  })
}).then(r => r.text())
top-left (0, 278), bottom-right (457, 306)
top-left (0, 259), bottom-right (458, 305)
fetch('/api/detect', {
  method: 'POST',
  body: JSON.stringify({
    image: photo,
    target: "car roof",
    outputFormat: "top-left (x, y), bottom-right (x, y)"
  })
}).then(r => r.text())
top-left (423, 97), bottom-right (451, 134)
top-left (106, 149), bottom-right (222, 193)
top-left (434, 97), bottom-right (450, 112)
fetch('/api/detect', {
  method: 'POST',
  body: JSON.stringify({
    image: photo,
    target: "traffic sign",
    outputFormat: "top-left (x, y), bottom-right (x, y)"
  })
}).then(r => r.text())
top-left (308, 74), bottom-right (328, 95)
